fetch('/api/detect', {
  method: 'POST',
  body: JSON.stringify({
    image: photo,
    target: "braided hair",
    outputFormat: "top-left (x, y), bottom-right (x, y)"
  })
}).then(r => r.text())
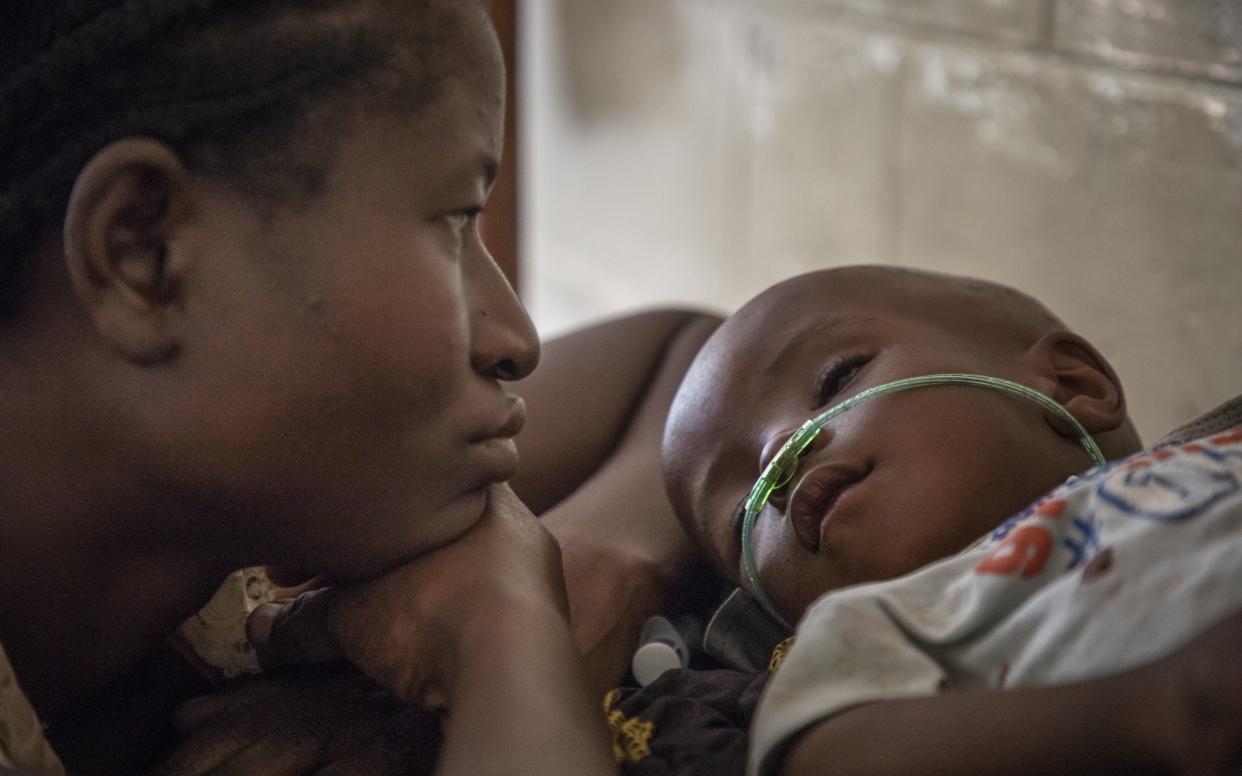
top-left (0, 0), bottom-right (447, 321)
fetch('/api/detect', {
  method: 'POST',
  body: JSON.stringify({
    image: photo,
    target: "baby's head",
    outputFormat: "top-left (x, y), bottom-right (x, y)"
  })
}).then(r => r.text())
top-left (663, 266), bottom-right (1141, 623)
top-left (2, 1), bottom-right (538, 579)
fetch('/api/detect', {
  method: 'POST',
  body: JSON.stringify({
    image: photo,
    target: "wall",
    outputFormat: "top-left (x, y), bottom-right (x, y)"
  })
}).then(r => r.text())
top-left (520, 0), bottom-right (1242, 440)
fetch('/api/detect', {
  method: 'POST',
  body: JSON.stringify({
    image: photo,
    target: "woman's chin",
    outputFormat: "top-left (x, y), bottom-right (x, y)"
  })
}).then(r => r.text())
top-left (336, 488), bottom-right (492, 580)
top-left (265, 565), bottom-right (319, 587)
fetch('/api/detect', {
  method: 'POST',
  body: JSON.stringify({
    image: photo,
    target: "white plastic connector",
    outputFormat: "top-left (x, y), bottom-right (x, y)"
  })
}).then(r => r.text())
top-left (631, 615), bottom-right (689, 687)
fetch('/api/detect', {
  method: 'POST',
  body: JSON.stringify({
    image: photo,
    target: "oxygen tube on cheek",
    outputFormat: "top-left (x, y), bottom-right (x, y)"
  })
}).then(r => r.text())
top-left (739, 373), bottom-right (1108, 630)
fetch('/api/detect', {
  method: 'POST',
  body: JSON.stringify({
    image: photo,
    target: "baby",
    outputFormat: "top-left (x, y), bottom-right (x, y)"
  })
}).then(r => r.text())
top-left (661, 265), bottom-right (1242, 775)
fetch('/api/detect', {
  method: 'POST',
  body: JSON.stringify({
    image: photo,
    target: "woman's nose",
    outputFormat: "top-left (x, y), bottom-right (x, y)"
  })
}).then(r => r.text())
top-left (757, 422), bottom-right (831, 513)
top-left (467, 246), bottom-right (540, 381)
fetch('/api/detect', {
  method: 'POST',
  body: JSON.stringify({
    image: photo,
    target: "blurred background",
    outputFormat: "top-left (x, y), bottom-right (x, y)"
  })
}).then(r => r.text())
top-left (488, 0), bottom-right (1242, 442)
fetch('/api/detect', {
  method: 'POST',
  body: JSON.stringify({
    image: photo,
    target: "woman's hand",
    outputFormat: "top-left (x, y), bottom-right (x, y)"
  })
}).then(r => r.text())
top-left (250, 484), bottom-right (569, 707)
top-left (239, 484), bottom-right (616, 775)
top-left (152, 674), bottom-right (438, 776)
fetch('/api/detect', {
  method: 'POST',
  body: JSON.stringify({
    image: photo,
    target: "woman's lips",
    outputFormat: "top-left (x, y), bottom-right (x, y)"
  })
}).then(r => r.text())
top-left (468, 397), bottom-right (527, 482)
top-left (472, 436), bottom-right (520, 482)
top-left (788, 462), bottom-right (871, 553)
top-left (470, 397), bottom-right (528, 442)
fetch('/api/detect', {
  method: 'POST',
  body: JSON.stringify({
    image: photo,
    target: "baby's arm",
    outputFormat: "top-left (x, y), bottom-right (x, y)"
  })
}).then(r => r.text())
top-left (776, 610), bottom-right (1242, 776)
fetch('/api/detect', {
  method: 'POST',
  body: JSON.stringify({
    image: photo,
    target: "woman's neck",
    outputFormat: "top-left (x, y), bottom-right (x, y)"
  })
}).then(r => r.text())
top-left (0, 417), bottom-right (230, 723)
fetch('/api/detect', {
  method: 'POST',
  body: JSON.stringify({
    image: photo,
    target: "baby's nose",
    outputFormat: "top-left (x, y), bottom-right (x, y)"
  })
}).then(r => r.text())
top-left (757, 423), bottom-right (831, 512)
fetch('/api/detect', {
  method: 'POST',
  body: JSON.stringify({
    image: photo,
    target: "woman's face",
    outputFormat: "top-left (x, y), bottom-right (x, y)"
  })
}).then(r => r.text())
top-left (153, 4), bottom-right (539, 579)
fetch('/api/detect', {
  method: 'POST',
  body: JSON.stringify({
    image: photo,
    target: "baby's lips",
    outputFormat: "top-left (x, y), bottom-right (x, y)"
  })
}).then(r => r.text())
top-left (787, 462), bottom-right (871, 553)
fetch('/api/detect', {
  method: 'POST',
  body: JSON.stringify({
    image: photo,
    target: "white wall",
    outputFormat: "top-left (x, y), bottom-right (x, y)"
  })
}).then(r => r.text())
top-left (520, 0), bottom-right (1242, 441)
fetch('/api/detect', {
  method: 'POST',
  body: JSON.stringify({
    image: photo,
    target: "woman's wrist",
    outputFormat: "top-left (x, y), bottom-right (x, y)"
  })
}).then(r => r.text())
top-left (438, 590), bottom-right (572, 701)
top-left (435, 599), bottom-right (617, 776)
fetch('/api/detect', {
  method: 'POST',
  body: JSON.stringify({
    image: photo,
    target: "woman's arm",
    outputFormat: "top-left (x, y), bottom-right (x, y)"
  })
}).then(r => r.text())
top-left (509, 309), bottom-right (720, 514)
top-left (777, 611), bottom-right (1242, 776)
top-left (510, 310), bottom-right (723, 692)
top-left (436, 591), bottom-right (615, 776)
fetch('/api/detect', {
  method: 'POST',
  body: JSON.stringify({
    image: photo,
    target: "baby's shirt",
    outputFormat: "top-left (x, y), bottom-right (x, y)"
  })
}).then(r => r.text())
top-left (750, 428), bottom-right (1242, 775)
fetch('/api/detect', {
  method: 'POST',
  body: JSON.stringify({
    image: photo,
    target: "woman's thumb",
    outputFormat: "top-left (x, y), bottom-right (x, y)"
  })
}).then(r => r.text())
top-left (247, 588), bottom-right (345, 670)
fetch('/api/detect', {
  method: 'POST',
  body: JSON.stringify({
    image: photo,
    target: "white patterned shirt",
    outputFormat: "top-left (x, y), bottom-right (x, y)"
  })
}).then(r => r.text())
top-left (751, 428), bottom-right (1242, 775)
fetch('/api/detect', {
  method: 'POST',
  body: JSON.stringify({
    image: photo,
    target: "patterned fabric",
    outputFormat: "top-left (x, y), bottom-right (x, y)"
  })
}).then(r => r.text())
top-left (751, 427), bottom-right (1242, 775)
top-left (604, 688), bottom-right (655, 763)
top-left (174, 567), bottom-right (276, 680)
top-left (0, 642), bottom-right (65, 775)
top-left (605, 669), bottom-right (769, 776)
top-left (766, 637), bottom-right (795, 673)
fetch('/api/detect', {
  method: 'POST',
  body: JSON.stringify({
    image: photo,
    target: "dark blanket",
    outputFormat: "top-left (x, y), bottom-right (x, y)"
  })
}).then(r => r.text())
top-left (605, 668), bottom-right (768, 776)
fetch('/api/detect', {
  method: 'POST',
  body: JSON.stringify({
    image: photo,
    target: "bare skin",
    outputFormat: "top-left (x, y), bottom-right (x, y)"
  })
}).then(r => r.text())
top-left (162, 485), bottom-right (619, 776)
top-left (518, 311), bottom-right (722, 693)
top-left (1, 4), bottom-right (528, 718)
top-left (0, 2), bottom-right (633, 773)
top-left (664, 266), bottom-right (1144, 621)
top-left (246, 484), bottom-right (618, 776)
top-left (151, 310), bottom-right (721, 775)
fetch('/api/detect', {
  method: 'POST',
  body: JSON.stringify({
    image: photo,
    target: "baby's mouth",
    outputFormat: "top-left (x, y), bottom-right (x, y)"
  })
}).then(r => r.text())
top-left (788, 462), bottom-right (872, 553)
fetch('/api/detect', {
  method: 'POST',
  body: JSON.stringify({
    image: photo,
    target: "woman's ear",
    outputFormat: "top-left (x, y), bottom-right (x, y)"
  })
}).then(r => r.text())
top-left (1024, 331), bottom-right (1128, 437)
top-left (63, 137), bottom-right (191, 364)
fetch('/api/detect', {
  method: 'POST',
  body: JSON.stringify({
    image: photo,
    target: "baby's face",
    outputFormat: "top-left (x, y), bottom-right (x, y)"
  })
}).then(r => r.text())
top-left (663, 267), bottom-right (1090, 623)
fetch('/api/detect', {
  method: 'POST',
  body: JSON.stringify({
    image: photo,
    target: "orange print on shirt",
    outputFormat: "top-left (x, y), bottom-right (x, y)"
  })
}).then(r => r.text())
top-left (976, 524), bottom-right (1054, 579)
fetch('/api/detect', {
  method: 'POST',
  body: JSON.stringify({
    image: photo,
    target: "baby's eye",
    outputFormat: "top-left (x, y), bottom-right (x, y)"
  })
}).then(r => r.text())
top-left (813, 354), bottom-right (870, 408)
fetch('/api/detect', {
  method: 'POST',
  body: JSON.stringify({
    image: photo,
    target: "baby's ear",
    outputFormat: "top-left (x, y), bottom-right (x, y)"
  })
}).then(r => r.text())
top-left (1023, 331), bottom-right (1128, 436)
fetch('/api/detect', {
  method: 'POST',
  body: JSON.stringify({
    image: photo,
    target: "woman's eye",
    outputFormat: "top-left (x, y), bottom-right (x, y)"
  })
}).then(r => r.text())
top-left (813, 354), bottom-right (870, 408)
top-left (444, 207), bottom-right (483, 233)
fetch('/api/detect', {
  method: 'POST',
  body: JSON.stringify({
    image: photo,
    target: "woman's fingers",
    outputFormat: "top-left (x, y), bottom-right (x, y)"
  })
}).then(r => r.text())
top-left (206, 731), bottom-right (327, 776)
top-left (159, 675), bottom-right (404, 776)
top-left (240, 485), bottom-right (563, 706)
top-left (248, 589), bottom-right (346, 670)
top-left (173, 678), bottom-right (292, 733)
top-left (311, 713), bottom-right (439, 776)
top-left (152, 710), bottom-right (265, 775)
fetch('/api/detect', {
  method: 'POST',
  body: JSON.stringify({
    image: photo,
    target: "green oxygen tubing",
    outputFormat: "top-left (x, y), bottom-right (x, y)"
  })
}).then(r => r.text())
top-left (739, 373), bottom-right (1108, 630)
